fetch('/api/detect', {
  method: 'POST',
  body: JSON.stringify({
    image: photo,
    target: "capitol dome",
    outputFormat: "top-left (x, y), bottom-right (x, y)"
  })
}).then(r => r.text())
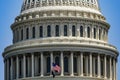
top-left (3, 0), bottom-right (118, 80)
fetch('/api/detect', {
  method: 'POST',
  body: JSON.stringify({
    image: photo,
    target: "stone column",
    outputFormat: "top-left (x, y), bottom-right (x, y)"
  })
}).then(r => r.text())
top-left (80, 52), bottom-right (83, 76)
top-left (113, 58), bottom-right (116, 80)
top-left (68, 23), bottom-right (72, 37)
top-left (98, 54), bottom-right (101, 77)
top-left (51, 24), bottom-right (55, 37)
top-left (70, 52), bottom-right (74, 76)
top-left (34, 0), bottom-right (37, 7)
top-left (90, 53), bottom-right (92, 77)
top-left (29, 26), bottom-right (32, 39)
top-left (104, 55), bottom-right (107, 79)
top-left (109, 56), bottom-right (112, 80)
top-left (16, 56), bottom-right (19, 79)
top-left (43, 24), bottom-right (47, 38)
top-left (19, 29), bottom-right (21, 41)
top-left (41, 52), bottom-right (44, 76)
top-left (60, 24), bottom-right (63, 37)
top-left (85, 56), bottom-right (88, 76)
top-left (96, 27), bottom-right (99, 40)
top-left (60, 52), bottom-right (64, 76)
top-left (36, 25), bottom-right (39, 38)
top-left (93, 57), bottom-right (95, 76)
top-left (91, 25), bottom-right (94, 39)
top-left (34, 56), bottom-right (38, 75)
top-left (23, 27), bottom-right (26, 40)
top-left (23, 54), bottom-right (26, 78)
top-left (76, 24), bottom-right (80, 37)
top-left (101, 28), bottom-right (104, 41)
top-left (4, 60), bottom-right (7, 80)
top-left (78, 54), bottom-right (81, 76)
top-left (32, 53), bottom-right (34, 77)
top-left (7, 59), bottom-right (10, 80)
top-left (29, 0), bottom-right (32, 7)
top-left (11, 57), bottom-right (13, 80)
top-left (50, 52), bottom-right (53, 73)
top-left (84, 24), bottom-right (87, 38)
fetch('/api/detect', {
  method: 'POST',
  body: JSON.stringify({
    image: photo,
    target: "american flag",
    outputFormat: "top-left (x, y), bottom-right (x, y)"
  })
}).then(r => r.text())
top-left (52, 63), bottom-right (61, 73)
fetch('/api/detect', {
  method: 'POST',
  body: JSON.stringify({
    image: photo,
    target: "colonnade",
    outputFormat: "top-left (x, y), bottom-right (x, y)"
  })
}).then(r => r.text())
top-left (4, 51), bottom-right (116, 80)
top-left (13, 23), bottom-right (108, 43)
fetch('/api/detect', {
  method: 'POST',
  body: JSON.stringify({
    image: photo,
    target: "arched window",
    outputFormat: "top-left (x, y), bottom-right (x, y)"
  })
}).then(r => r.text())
top-left (87, 27), bottom-right (90, 38)
top-left (72, 25), bottom-right (75, 36)
top-left (99, 29), bottom-right (101, 40)
top-left (80, 26), bottom-right (83, 37)
top-left (47, 25), bottom-right (51, 37)
top-left (39, 26), bottom-right (43, 38)
top-left (32, 27), bottom-right (35, 38)
top-left (73, 57), bottom-right (77, 73)
top-left (47, 57), bottom-right (50, 73)
top-left (21, 29), bottom-right (23, 40)
top-left (64, 25), bottom-right (67, 36)
top-left (55, 25), bottom-right (59, 37)
top-left (64, 56), bottom-right (68, 73)
top-left (26, 28), bottom-right (29, 39)
top-left (93, 28), bottom-right (96, 39)
top-left (55, 56), bottom-right (60, 66)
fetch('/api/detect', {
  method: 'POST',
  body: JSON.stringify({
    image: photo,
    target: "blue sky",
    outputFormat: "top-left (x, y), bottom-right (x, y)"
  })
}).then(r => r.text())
top-left (0, 0), bottom-right (120, 80)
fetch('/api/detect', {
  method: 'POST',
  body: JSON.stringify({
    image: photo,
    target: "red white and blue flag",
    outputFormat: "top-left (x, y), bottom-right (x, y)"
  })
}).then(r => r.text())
top-left (51, 63), bottom-right (61, 78)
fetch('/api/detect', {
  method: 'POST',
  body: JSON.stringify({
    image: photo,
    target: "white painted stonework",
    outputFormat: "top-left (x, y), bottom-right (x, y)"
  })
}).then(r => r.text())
top-left (3, 0), bottom-right (118, 80)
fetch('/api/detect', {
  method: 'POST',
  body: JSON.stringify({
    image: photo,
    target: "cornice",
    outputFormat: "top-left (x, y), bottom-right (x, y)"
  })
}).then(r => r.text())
top-left (11, 16), bottom-right (109, 30)
top-left (3, 38), bottom-right (118, 58)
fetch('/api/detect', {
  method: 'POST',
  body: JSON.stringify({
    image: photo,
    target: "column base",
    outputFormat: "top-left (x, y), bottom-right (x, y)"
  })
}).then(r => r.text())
top-left (80, 74), bottom-right (83, 76)
top-left (41, 75), bottom-right (44, 77)
top-left (70, 74), bottom-right (74, 76)
top-left (104, 77), bottom-right (107, 79)
top-left (60, 74), bottom-right (64, 76)
top-left (97, 76), bottom-right (101, 78)
top-left (90, 75), bottom-right (92, 77)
